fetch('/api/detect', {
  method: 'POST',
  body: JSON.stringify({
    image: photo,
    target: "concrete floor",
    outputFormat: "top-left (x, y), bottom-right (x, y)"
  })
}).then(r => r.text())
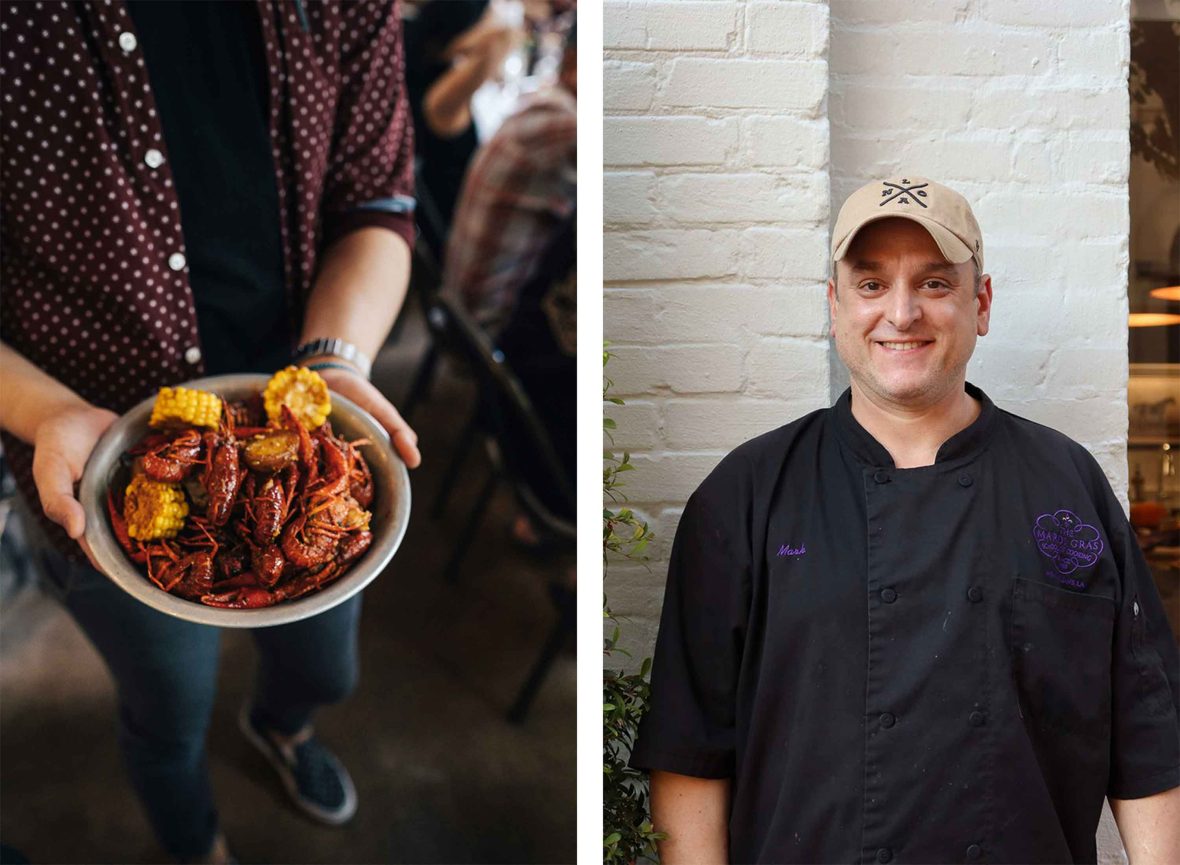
top-left (0, 308), bottom-right (576, 864)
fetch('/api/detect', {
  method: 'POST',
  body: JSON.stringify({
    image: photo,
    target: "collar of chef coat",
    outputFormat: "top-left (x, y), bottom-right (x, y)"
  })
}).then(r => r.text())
top-left (832, 381), bottom-right (997, 467)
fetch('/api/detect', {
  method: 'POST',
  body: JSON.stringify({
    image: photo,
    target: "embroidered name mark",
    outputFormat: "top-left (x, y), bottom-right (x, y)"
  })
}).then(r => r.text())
top-left (1032, 510), bottom-right (1103, 586)
top-left (879, 178), bottom-right (929, 208)
top-left (778, 543), bottom-right (807, 558)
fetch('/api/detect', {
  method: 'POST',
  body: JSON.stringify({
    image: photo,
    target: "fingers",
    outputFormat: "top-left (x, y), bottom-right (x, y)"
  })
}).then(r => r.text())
top-left (321, 372), bottom-right (422, 469)
top-left (34, 452), bottom-right (86, 539)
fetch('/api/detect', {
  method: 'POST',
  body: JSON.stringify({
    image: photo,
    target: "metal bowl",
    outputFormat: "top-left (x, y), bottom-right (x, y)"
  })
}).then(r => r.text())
top-left (79, 374), bottom-right (411, 628)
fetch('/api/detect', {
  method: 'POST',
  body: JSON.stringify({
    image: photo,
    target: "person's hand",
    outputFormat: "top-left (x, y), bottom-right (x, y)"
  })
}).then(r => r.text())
top-left (445, 10), bottom-right (523, 78)
top-left (316, 369), bottom-right (422, 469)
top-left (32, 403), bottom-right (119, 569)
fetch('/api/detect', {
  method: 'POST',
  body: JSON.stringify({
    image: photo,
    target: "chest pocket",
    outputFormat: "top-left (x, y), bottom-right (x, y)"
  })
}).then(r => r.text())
top-left (1010, 578), bottom-right (1116, 741)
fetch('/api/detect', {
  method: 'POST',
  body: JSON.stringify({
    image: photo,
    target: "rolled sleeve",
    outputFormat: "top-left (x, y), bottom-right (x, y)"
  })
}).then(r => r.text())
top-left (1107, 517), bottom-right (1180, 800)
top-left (321, 0), bottom-right (416, 250)
top-left (629, 460), bottom-right (752, 779)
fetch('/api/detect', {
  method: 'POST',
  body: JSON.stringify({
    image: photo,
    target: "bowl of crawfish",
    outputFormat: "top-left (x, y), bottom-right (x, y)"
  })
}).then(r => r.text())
top-left (79, 373), bottom-right (411, 628)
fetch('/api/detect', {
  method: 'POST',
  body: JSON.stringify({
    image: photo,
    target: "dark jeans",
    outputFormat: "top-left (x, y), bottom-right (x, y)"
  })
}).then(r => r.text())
top-left (30, 537), bottom-right (361, 860)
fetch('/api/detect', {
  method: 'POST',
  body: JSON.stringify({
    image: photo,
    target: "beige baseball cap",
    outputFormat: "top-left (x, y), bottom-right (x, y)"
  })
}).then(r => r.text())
top-left (831, 176), bottom-right (984, 271)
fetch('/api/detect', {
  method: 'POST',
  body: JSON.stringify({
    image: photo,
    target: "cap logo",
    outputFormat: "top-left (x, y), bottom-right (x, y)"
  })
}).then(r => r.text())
top-left (879, 179), bottom-right (929, 209)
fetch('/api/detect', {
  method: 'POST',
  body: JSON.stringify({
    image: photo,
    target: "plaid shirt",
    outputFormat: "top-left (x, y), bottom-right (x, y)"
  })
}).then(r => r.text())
top-left (443, 86), bottom-right (576, 331)
top-left (0, 0), bottom-right (415, 556)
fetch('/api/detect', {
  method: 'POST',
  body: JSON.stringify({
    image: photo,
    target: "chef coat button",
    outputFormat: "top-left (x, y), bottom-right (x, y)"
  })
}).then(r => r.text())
top-left (881, 587), bottom-right (897, 604)
top-left (184, 346), bottom-right (202, 365)
top-left (118, 31), bottom-right (138, 53)
top-left (168, 252), bottom-right (186, 271)
top-left (967, 586), bottom-right (983, 603)
top-left (969, 711), bottom-right (986, 727)
top-left (879, 712), bottom-right (896, 728)
top-left (144, 148), bottom-right (164, 169)
top-left (876, 847), bottom-right (893, 863)
top-left (874, 469), bottom-right (890, 484)
top-left (958, 473), bottom-right (973, 487)
top-left (966, 843), bottom-right (982, 860)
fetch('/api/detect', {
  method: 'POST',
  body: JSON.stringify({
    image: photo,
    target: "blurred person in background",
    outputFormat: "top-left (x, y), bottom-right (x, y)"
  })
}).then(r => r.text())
top-left (442, 20), bottom-right (576, 336)
top-left (0, 2), bottom-right (419, 862)
top-left (404, 0), bottom-right (520, 256)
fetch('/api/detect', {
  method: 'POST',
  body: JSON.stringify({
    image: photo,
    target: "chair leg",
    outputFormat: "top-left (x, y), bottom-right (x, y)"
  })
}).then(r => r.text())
top-left (401, 344), bottom-right (439, 421)
top-left (443, 468), bottom-right (498, 583)
top-left (431, 413), bottom-right (479, 519)
top-left (507, 585), bottom-right (575, 724)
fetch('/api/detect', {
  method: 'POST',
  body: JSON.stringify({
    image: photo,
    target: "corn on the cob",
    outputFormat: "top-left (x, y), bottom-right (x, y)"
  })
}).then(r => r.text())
top-left (124, 475), bottom-right (189, 540)
top-left (149, 386), bottom-right (222, 429)
top-left (263, 366), bottom-right (331, 431)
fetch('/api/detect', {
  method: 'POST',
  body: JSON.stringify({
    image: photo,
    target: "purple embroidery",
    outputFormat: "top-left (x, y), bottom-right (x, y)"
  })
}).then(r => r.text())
top-left (1032, 510), bottom-right (1103, 581)
top-left (778, 543), bottom-right (807, 558)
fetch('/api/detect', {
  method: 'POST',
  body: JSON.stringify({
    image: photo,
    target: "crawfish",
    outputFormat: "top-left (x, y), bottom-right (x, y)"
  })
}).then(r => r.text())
top-left (250, 466), bottom-right (297, 545)
top-left (136, 429), bottom-right (205, 483)
top-left (250, 540), bottom-right (286, 587)
top-left (280, 509), bottom-right (347, 569)
top-left (202, 402), bottom-right (243, 526)
top-left (148, 545), bottom-right (214, 600)
top-left (107, 486), bottom-right (146, 564)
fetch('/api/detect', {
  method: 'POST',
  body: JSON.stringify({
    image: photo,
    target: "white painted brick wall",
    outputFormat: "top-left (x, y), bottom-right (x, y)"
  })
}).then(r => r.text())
top-left (604, 0), bottom-right (833, 663)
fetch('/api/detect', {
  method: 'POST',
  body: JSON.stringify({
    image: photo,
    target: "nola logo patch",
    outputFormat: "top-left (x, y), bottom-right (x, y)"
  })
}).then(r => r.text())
top-left (879, 178), bottom-right (929, 208)
top-left (1032, 510), bottom-right (1104, 589)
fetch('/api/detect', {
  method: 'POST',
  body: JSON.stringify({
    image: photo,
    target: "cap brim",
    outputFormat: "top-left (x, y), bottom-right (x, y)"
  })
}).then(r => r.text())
top-left (832, 213), bottom-right (974, 265)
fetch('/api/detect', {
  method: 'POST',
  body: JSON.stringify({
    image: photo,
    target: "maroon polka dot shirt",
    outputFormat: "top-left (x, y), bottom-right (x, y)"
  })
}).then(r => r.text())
top-left (0, 0), bottom-right (415, 557)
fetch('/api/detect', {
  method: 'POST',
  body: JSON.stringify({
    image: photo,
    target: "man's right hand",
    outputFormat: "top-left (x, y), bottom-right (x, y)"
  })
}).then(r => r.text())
top-left (31, 404), bottom-right (119, 568)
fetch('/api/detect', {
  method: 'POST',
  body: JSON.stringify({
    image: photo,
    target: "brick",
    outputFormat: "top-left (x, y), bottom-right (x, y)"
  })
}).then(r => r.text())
top-left (969, 344), bottom-right (1055, 395)
top-left (605, 172), bottom-right (659, 224)
top-left (831, 83), bottom-right (972, 130)
top-left (604, 1), bottom-right (738, 52)
top-left (980, 0), bottom-right (1120, 27)
top-left (659, 285), bottom-right (829, 341)
top-left (604, 400), bottom-right (661, 450)
top-left (747, 2), bottom-right (828, 57)
top-left (659, 173), bottom-right (827, 225)
top-left (604, 60), bottom-right (658, 111)
top-left (744, 338), bottom-right (831, 401)
top-left (741, 228), bottom-right (830, 280)
top-left (606, 344), bottom-right (745, 395)
top-left (1054, 135), bottom-right (1129, 185)
top-left (623, 453), bottom-right (727, 505)
top-left (604, 289), bottom-right (659, 343)
top-left (1057, 29), bottom-right (1129, 83)
top-left (1044, 347), bottom-right (1127, 397)
top-left (970, 87), bottom-right (1126, 131)
top-left (975, 193), bottom-right (1126, 241)
top-left (665, 59), bottom-right (827, 113)
top-left (829, 29), bottom-right (895, 75)
top-left (1005, 397), bottom-right (1128, 451)
top-left (830, 0), bottom-right (970, 24)
top-left (604, 117), bottom-right (737, 167)
top-left (604, 229), bottom-right (741, 282)
top-left (663, 398), bottom-right (815, 449)
top-left (743, 116), bottom-right (827, 168)
top-left (901, 29), bottom-right (1048, 77)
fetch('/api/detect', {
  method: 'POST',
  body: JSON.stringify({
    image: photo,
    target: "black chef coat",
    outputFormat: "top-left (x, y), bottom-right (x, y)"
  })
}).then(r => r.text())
top-left (630, 383), bottom-right (1180, 865)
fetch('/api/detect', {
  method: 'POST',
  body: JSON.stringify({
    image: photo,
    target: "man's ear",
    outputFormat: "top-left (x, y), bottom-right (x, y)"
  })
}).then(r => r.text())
top-left (827, 277), bottom-right (839, 323)
top-left (976, 274), bottom-right (993, 337)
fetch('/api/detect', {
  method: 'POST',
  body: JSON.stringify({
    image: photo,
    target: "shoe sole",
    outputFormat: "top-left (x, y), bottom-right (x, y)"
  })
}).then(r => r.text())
top-left (238, 704), bottom-right (358, 826)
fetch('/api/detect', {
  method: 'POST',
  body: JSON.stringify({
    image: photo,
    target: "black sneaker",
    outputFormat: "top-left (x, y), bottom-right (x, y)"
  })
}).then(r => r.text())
top-left (239, 704), bottom-right (358, 826)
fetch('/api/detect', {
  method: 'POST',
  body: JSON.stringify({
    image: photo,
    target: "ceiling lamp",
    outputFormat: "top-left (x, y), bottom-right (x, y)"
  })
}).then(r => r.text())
top-left (1148, 286), bottom-right (1180, 301)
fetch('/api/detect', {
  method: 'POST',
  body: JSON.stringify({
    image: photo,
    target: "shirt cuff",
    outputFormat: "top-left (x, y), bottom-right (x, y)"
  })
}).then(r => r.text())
top-left (627, 742), bottom-right (735, 779)
top-left (323, 206), bottom-right (415, 251)
top-left (1108, 763), bottom-right (1180, 800)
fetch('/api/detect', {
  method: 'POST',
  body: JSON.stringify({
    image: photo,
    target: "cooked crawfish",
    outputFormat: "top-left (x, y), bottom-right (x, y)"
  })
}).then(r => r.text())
top-left (112, 391), bottom-right (378, 609)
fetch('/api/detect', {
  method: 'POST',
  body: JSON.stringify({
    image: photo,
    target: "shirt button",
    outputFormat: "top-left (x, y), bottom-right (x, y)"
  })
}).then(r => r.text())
top-left (144, 148), bottom-right (164, 169)
top-left (184, 346), bottom-right (202, 365)
top-left (118, 31), bottom-right (138, 53)
top-left (969, 711), bottom-right (987, 727)
top-left (168, 252), bottom-right (187, 271)
top-left (967, 586), bottom-right (983, 603)
top-left (879, 712), bottom-right (896, 728)
top-left (966, 843), bottom-right (983, 861)
top-left (958, 473), bottom-right (973, 487)
top-left (876, 848), bottom-right (893, 864)
top-left (881, 587), bottom-right (898, 604)
top-left (874, 469), bottom-right (890, 484)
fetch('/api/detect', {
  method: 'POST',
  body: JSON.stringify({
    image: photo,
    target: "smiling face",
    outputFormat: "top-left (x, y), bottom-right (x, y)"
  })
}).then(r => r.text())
top-left (827, 218), bottom-right (992, 410)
